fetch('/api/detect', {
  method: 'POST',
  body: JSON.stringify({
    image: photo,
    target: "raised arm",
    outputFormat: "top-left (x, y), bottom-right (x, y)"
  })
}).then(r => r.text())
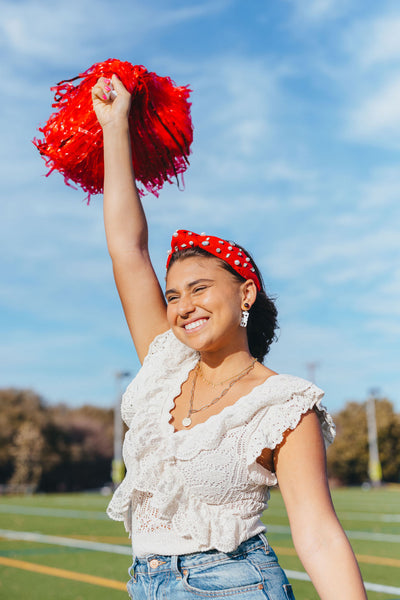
top-left (92, 75), bottom-right (169, 362)
top-left (274, 411), bottom-right (367, 600)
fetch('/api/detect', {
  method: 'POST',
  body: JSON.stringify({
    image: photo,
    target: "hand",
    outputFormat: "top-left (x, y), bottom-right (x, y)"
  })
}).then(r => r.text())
top-left (92, 74), bottom-right (132, 129)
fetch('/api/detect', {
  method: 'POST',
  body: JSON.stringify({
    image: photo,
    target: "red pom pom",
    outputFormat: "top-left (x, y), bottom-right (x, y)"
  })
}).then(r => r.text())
top-left (33, 59), bottom-right (193, 202)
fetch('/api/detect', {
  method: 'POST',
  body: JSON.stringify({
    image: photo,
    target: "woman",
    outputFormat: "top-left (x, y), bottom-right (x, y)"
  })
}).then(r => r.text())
top-left (92, 75), bottom-right (367, 599)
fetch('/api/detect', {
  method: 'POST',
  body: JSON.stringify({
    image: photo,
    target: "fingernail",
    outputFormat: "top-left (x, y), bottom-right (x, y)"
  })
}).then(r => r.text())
top-left (102, 93), bottom-right (108, 100)
top-left (105, 85), bottom-right (111, 91)
top-left (105, 78), bottom-right (111, 84)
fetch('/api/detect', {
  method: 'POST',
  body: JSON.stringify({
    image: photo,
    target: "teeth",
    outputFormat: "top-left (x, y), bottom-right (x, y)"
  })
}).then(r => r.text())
top-left (185, 319), bottom-right (207, 331)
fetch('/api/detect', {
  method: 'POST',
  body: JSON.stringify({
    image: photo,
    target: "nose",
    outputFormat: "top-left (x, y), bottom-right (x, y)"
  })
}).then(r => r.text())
top-left (177, 294), bottom-right (195, 318)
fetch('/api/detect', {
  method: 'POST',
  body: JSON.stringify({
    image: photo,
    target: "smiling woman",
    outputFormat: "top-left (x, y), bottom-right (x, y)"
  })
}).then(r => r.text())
top-left (92, 75), bottom-right (367, 599)
top-left (166, 241), bottom-right (278, 362)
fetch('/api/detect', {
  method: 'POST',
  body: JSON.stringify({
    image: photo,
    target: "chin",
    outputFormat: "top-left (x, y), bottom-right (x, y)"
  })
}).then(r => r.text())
top-left (172, 327), bottom-right (210, 352)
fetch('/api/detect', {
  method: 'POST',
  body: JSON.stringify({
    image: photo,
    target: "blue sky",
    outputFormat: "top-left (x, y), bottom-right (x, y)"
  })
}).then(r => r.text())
top-left (1, 0), bottom-right (399, 413)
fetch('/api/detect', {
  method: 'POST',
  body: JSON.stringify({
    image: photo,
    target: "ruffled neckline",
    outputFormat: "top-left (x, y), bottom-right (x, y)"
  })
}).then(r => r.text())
top-left (124, 329), bottom-right (334, 461)
top-left (156, 344), bottom-right (330, 461)
top-left (165, 371), bottom-right (283, 437)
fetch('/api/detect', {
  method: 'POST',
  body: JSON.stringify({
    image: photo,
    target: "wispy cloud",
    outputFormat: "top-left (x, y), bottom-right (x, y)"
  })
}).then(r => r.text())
top-left (333, 8), bottom-right (400, 145)
top-left (284, 0), bottom-right (353, 24)
top-left (346, 77), bottom-right (400, 144)
top-left (1, 0), bottom-right (399, 411)
top-left (346, 14), bottom-right (400, 69)
top-left (0, 0), bottom-right (232, 66)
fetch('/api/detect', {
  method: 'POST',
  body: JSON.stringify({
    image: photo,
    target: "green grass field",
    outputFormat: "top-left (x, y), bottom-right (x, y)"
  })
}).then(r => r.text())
top-left (0, 487), bottom-right (399, 599)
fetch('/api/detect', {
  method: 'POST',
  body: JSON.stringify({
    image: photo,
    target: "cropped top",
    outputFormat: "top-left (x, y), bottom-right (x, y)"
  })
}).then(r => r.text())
top-left (107, 329), bottom-right (335, 557)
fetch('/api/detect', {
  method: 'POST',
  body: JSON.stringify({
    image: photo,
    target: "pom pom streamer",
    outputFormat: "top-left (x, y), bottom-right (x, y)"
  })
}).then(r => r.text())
top-left (33, 59), bottom-right (193, 202)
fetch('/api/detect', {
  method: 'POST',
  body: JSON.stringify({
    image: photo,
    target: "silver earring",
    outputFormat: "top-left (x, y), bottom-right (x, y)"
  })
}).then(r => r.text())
top-left (240, 310), bottom-right (249, 327)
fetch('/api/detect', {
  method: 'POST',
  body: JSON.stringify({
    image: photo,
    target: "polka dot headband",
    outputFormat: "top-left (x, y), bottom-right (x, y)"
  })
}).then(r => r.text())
top-left (166, 230), bottom-right (261, 291)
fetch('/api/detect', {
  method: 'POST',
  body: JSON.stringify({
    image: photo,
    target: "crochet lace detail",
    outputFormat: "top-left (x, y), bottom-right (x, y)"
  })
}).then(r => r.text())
top-left (107, 330), bottom-right (335, 554)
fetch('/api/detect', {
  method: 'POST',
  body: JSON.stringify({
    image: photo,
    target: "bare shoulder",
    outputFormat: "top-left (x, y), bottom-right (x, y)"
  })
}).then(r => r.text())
top-left (253, 361), bottom-right (278, 383)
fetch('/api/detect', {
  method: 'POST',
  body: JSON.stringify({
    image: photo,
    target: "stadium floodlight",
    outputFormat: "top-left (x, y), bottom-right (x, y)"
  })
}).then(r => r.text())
top-left (366, 388), bottom-right (382, 487)
top-left (112, 371), bottom-right (132, 487)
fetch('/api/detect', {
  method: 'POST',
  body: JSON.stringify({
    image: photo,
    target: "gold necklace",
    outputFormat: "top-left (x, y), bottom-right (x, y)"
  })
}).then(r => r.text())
top-left (199, 359), bottom-right (258, 388)
top-left (182, 358), bottom-right (257, 428)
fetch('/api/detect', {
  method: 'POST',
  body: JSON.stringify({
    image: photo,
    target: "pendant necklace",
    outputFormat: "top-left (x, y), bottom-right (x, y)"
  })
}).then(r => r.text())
top-left (182, 358), bottom-right (257, 428)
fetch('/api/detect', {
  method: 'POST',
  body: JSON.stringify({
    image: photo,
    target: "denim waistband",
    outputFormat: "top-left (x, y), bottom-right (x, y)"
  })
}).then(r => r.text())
top-left (130, 534), bottom-right (269, 578)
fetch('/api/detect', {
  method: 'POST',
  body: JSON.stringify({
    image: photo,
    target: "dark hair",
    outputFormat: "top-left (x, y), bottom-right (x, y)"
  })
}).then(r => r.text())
top-left (167, 246), bottom-right (278, 362)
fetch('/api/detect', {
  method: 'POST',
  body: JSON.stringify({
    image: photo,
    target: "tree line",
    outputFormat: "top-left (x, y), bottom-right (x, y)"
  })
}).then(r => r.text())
top-left (0, 388), bottom-right (399, 492)
top-left (0, 389), bottom-right (114, 493)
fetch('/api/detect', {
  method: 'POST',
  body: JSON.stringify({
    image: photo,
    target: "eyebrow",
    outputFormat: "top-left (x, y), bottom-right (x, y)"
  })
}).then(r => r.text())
top-left (165, 278), bottom-right (214, 297)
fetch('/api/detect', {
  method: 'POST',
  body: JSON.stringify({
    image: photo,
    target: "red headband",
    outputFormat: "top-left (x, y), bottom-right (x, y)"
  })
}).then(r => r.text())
top-left (166, 230), bottom-right (261, 291)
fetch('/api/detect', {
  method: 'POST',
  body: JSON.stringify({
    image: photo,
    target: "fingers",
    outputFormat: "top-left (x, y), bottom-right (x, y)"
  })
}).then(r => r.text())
top-left (111, 74), bottom-right (128, 95)
top-left (92, 77), bottom-right (111, 102)
top-left (92, 75), bottom-right (129, 103)
top-left (92, 75), bottom-right (132, 128)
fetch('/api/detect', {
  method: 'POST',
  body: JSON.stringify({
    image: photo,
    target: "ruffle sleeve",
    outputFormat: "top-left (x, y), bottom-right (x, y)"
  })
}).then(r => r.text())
top-left (245, 375), bottom-right (335, 486)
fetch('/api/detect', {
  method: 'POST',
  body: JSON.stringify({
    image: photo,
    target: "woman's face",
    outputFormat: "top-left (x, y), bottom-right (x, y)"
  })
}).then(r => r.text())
top-left (165, 256), bottom-right (247, 354)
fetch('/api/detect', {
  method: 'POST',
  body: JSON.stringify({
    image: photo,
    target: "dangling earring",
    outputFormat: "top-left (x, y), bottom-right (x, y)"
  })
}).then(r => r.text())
top-left (240, 302), bottom-right (250, 328)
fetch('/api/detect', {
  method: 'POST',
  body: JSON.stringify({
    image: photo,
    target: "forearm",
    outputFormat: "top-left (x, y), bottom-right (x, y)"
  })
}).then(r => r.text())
top-left (293, 520), bottom-right (367, 600)
top-left (102, 122), bottom-right (148, 258)
top-left (275, 412), bottom-right (367, 600)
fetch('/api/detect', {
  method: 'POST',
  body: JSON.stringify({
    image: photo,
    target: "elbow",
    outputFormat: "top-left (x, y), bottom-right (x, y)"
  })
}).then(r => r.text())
top-left (107, 237), bottom-right (149, 262)
top-left (291, 516), bottom-right (349, 564)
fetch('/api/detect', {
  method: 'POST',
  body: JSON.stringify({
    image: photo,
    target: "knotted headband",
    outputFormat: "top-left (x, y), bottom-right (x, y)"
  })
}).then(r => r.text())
top-left (166, 230), bottom-right (262, 291)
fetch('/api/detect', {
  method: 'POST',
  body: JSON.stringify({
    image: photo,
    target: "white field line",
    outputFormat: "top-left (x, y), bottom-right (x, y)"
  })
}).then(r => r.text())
top-left (269, 507), bottom-right (400, 523)
top-left (339, 512), bottom-right (400, 523)
top-left (0, 529), bottom-right (399, 596)
top-left (267, 524), bottom-right (400, 543)
top-left (284, 570), bottom-right (400, 596)
top-left (2, 504), bottom-right (400, 523)
top-left (0, 529), bottom-right (131, 555)
top-left (0, 505), bottom-right (108, 520)
top-left (0, 504), bottom-right (398, 543)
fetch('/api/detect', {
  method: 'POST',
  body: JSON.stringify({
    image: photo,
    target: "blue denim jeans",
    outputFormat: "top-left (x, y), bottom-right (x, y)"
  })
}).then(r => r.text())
top-left (127, 534), bottom-right (295, 599)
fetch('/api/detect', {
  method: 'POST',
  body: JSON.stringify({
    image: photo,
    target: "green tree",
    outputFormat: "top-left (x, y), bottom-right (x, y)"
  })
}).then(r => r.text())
top-left (0, 388), bottom-right (114, 492)
top-left (327, 398), bottom-right (400, 485)
top-left (8, 422), bottom-right (45, 493)
top-left (0, 388), bottom-right (48, 484)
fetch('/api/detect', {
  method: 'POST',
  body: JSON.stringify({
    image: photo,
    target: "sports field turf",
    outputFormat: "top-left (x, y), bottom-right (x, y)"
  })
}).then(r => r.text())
top-left (0, 486), bottom-right (399, 599)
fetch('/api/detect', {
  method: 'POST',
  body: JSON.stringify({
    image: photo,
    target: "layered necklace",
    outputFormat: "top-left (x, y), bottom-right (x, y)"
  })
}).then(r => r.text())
top-left (182, 358), bottom-right (257, 428)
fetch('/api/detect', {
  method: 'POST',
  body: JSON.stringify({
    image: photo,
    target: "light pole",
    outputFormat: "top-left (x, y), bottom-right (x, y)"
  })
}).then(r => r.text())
top-left (366, 388), bottom-right (382, 487)
top-left (112, 371), bottom-right (131, 488)
top-left (306, 361), bottom-right (320, 384)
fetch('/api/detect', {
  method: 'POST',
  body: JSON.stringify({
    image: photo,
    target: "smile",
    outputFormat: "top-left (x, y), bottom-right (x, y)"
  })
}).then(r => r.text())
top-left (184, 318), bottom-right (208, 331)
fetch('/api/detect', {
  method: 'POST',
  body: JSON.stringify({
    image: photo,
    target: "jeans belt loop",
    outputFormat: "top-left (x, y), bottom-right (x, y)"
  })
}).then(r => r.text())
top-left (129, 556), bottom-right (138, 581)
top-left (259, 532), bottom-right (270, 552)
top-left (171, 555), bottom-right (181, 578)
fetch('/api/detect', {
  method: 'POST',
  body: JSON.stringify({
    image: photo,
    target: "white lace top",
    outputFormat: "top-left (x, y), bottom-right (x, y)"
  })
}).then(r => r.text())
top-left (107, 330), bottom-right (335, 557)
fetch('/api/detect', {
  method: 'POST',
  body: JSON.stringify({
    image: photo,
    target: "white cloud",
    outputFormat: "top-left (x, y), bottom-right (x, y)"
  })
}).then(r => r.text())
top-left (357, 165), bottom-right (400, 208)
top-left (195, 56), bottom-right (280, 157)
top-left (346, 77), bottom-right (400, 144)
top-left (335, 10), bottom-right (400, 145)
top-left (348, 15), bottom-right (400, 69)
top-left (284, 0), bottom-right (352, 24)
top-left (268, 318), bottom-right (382, 410)
top-left (0, 0), bottom-right (231, 66)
